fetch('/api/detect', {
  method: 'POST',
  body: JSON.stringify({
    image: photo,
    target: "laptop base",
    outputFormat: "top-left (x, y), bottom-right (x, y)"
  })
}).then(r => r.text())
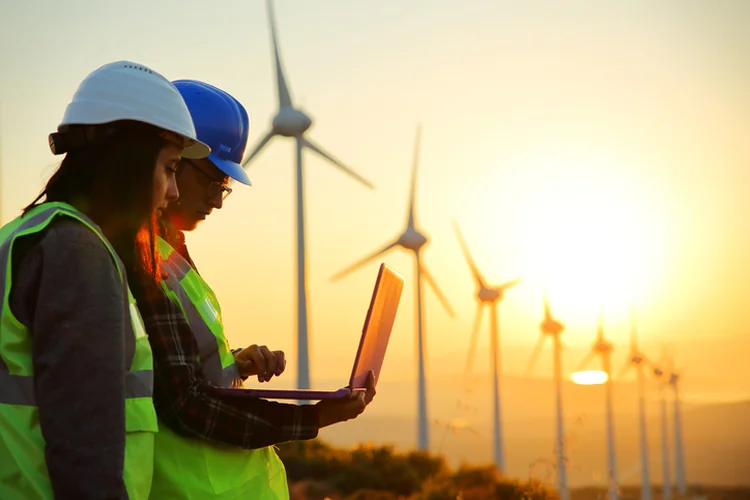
top-left (215, 386), bottom-right (352, 401)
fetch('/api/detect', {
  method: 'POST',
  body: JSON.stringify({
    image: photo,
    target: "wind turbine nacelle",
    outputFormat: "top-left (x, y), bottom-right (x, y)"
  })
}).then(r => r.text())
top-left (478, 288), bottom-right (501, 302)
top-left (272, 107), bottom-right (312, 136)
top-left (631, 354), bottom-right (644, 364)
top-left (540, 319), bottom-right (563, 336)
top-left (653, 367), bottom-right (664, 377)
top-left (398, 229), bottom-right (427, 251)
top-left (669, 373), bottom-right (679, 385)
top-left (594, 339), bottom-right (613, 353)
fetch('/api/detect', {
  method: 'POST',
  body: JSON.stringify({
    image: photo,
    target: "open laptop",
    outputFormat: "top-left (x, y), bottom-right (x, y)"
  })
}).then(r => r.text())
top-left (216, 263), bottom-right (404, 400)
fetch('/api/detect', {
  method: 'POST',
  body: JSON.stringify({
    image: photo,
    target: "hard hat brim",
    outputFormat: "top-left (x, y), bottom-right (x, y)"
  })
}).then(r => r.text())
top-left (182, 139), bottom-right (211, 160)
top-left (209, 154), bottom-right (252, 186)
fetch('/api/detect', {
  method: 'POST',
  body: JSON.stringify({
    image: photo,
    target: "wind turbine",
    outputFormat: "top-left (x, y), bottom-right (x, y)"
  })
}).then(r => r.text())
top-left (666, 357), bottom-right (688, 497)
top-left (241, 0), bottom-right (375, 390)
top-left (576, 313), bottom-right (619, 500)
top-left (452, 220), bottom-right (519, 473)
top-left (525, 296), bottom-right (570, 500)
top-left (330, 125), bottom-right (454, 451)
top-left (652, 359), bottom-right (673, 500)
top-left (615, 307), bottom-right (652, 500)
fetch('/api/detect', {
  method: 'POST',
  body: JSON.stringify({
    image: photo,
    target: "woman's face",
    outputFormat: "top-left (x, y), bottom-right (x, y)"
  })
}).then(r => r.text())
top-left (153, 143), bottom-right (181, 217)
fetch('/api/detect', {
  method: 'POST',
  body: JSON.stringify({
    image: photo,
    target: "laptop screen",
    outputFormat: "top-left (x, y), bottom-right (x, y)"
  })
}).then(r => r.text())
top-left (348, 264), bottom-right (405, 390)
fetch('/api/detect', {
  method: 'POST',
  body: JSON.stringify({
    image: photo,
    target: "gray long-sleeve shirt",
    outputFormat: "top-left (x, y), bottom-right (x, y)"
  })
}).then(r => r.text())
top-left (9, 217), bottom-right (129, 499)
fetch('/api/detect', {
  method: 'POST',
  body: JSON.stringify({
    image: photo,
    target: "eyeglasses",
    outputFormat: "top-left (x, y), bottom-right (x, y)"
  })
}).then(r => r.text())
top-left (207, 180), bottom-right (232, 200)
top-left (185, 160), bottom-right (233, 200)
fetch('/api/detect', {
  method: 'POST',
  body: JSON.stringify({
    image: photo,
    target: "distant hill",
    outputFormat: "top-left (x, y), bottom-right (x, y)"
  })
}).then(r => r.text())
top-left (279, 439), bottom-right (750, 500)
top-left (303, 375), bottom-right (750, 488)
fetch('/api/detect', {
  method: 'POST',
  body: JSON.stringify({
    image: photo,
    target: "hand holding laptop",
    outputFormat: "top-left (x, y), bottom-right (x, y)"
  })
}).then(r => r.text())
top-left (316, 370), bottom-right (376, 428)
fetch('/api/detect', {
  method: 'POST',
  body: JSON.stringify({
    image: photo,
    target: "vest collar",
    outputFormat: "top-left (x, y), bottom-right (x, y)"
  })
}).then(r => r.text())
top-left (158, 219), bottom-right (199, 273)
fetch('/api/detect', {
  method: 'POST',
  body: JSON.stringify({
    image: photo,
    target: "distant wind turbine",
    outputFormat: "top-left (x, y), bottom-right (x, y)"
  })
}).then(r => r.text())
top-left (615, 307), bottom-right (652, 500)
top-left (666, 357), bottom-right (688, 497)
top-left (241, 0), bottom-right (375, 390)
top-left (452, 219), bottom-right (519, 473)
top-left (652, 358), bottom-right (673, 500)
top-left (576, 312), bottom-right (619, 500)
top-left (330, 125), bottom-right (454, 451)
top-left (525, 296), bottom-right (570, 500)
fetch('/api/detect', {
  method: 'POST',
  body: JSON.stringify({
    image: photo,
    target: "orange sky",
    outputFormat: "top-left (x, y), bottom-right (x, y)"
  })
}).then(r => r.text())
top-left (1, 0), bottom-right (749, 407)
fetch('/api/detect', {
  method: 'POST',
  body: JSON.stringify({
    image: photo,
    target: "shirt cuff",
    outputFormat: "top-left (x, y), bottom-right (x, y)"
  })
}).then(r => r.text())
top-left (231, 348), bottom-right (250, 381)
top-left (295, 404), bottom-right (321, 441)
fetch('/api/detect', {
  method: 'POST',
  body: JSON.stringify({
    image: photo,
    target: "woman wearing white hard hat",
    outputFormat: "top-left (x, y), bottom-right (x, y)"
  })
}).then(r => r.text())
top-left (0, 61), bottom-right (209, 500)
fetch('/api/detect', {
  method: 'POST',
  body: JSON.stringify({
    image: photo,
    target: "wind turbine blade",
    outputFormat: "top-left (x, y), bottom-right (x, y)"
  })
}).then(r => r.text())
top-left (575, 351), bottom-right (596, 373)
top-left (266, 0), bottom-right (292, 108)
top-left (596, 309), bottom-right (605, 341)
top-left (665, 355), bottom-right (680, 379)
top-left (499, 278), bottom-right (521, 291)
top-left (667, 355), bottom-right (683, 382)
top-left (525, 336), bottom-right (547, 377)
top-left (464, 304), bottom-right (485, 378)
top-left (640, 353), bottom-right (656, 370)
top-left (615, 361), bottom-right (632, 380)
top-left (301, 137), bottom-right (375, 189)
top-left (407, 125), bottom-right (421, 227)
top-left (543, 293), bottom-right (552, 321)
top-left (330, 240), bottom-right (399, 282)
top-left (451, 219), bottom-right (485, 288)
top-left (241, 130), bottom-right (276, 168)
top-left (630, 304), bottom-right (639, 351)
top-left (420, 262), bottom-right (455, 318)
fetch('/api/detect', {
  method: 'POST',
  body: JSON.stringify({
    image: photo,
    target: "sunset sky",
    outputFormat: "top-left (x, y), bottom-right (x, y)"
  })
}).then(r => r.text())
top-left (1, 0), bottom-right (749, 411)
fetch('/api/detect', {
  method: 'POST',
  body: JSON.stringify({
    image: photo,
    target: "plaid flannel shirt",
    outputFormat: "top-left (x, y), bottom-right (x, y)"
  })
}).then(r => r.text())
top-left (133, 224), bottom-right (320, 449)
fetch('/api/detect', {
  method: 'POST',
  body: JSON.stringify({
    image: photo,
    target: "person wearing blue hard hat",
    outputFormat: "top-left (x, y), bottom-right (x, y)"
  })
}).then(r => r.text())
top-left (157, 79), bottom-right (251, 232)
top-left (131, 79), bottom-right (376, 499)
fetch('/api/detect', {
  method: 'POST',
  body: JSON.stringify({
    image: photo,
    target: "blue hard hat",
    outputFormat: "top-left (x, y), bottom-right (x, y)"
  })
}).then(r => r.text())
top-left (172, 79), bottom-right (252, 185)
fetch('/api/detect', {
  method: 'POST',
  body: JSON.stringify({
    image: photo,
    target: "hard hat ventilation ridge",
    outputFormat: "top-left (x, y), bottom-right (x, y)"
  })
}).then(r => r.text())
top-left (121, 63), bottom-right (154, 74)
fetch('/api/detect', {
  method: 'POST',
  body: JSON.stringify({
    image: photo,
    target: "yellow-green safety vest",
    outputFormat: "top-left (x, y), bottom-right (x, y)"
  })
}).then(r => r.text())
top-left (0, 202), bottom-right (158, 500)
top-left (149, 235), bottom-right (288, 499)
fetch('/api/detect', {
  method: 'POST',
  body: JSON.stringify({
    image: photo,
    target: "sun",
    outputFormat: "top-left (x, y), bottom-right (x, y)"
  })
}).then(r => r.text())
top-left (493, 147), bottom-right (669, 323)
top-left (571, 370), bottom-right (608, 385)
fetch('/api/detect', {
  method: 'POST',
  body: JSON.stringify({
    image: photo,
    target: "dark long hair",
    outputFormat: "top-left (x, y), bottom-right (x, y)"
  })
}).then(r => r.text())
top-left (25, 120), bottom-right (167, 288)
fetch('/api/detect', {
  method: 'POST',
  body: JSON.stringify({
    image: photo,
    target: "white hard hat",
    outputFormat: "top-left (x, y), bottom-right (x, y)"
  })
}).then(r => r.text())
top-left (55, 61), bottom-right (210, 159)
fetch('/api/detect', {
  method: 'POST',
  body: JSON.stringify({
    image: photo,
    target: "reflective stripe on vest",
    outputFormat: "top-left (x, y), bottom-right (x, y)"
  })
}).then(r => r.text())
top-left (156, 236), bottom-right (240, 387)
top-left (150, 235), bottom-right (289, 499)
top-left (0, 370), bottom-right (153, 405)
top-left (0, 202), bottom-right (157, 500)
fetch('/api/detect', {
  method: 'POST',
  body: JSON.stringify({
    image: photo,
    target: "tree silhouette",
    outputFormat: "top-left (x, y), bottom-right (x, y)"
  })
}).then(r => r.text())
top-left (278, 440), bottom-right (553, 499)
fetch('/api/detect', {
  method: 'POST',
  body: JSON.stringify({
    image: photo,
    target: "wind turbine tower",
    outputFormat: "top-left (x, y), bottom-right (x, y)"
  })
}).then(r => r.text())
top-left (241, 0), bottom-right (375, 390)
top-left (452, 220), bottom-right (519, 473)
top-left (616, 308), bottom-right (652, 500)
top-left (667, 359), bottom-right (688, 497)
top-left (576, 313), bottom-right (619, 500)
top-left (653, 362), bottom-right (673, 500)
top-left (331, 126), bottom-right (454, 451)
top-left (526, 296), bottom-right (570, 500)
